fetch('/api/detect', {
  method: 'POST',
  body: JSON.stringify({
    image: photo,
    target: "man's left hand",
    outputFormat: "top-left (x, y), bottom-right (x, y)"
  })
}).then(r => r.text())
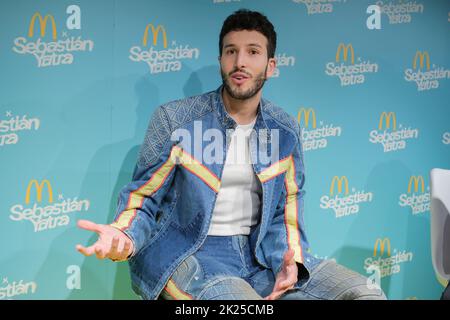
top-left (264, 249), bottom-right (298, 300)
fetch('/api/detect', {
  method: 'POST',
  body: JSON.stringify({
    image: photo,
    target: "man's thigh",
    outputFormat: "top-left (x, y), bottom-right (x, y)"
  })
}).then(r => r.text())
top-left (280, 259), bottom-right (387, 300)
top-left (159, 254), bottom-right (263, 300)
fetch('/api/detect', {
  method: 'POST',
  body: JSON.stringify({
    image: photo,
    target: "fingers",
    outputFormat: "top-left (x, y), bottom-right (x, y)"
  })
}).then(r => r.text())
top-left (77, 219), bottom-right (102, 234)
top-left (267, 290), bottom-right (285, 300)
top-left (273, 278), bottom-right (295, 293)
top-left (279, 279), bottom-right (295, 290)
top-left (265, 280), bottom-right (296, 300)
top-left (108, 237), bottom-right (132, 262)
top-left (264, 250), bottom-right (298, 301)
top-left (272, 270), bottom-right (297, 293)
top-left (120, 240), bottom-right (132, 259)
top-left (76, 244), bottom-right (96, 256)
top-left (76, 241), bottom-right (107, 259)
top-left (95, 246), bottom-right (106, 259)
top-left (76, 227), bottom-right (132, 262)
top-left (264, 289), bottom-right (285, 300)
top-left (109, 236), bottom-right (120, 256)
top-left (78, 241), bottom-right (118, 261)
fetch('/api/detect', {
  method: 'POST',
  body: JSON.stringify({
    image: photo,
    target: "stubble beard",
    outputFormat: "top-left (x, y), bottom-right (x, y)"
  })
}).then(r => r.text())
top-left (221, 65), bottom-right (268, 100)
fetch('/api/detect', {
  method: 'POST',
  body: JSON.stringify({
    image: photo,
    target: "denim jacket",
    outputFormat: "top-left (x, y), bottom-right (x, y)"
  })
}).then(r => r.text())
top-left (110, 86), bottom-right (321, 299)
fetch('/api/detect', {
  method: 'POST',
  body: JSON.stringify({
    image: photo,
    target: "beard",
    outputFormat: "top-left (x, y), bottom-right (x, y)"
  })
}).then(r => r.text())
top-left (221, 65), bottom-right (267, 100)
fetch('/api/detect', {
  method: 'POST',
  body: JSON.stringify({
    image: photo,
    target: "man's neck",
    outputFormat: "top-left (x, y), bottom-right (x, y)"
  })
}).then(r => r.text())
top-left (221, 87), bottom-right (261, 125)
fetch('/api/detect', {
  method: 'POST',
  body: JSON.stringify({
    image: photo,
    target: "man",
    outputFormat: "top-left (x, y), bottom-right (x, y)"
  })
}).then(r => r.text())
top-left (76, 9), bottom-right (386, 300)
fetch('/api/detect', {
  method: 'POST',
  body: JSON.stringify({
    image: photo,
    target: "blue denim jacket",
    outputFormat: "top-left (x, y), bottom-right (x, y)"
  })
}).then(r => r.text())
top-left (110, 86), bottom-right (321, 299)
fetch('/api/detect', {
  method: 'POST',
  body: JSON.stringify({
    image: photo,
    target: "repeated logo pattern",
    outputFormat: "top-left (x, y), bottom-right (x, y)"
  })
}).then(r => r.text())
top-left (1, 1), bottom-right (449, 300)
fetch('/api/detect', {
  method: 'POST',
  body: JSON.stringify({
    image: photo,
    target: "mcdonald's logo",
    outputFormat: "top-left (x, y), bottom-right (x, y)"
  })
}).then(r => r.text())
top-left (330, 176), bottom-right (349, 196)
top-left (335, 43), bottom-right (354, 64)
top-left (407, 175), bottom-right (425, 193)
top-left (373, 238), bottom-right (391, 257)
top-left (413, 51), bottom-right (430, 70)
top-left (25, 179), bottom-right (53, 204)
top-left (378, 112), bottom-right (397, 131)
top-left (297, 108), bottom-right (317, 129)
top-left (142, 23), bottom-right (167, 48)
top-left (28, 12), bottom-right (57, 40)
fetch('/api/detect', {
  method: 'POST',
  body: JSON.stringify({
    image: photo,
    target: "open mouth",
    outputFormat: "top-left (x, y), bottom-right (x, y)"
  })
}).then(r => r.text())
top-left (231, 72), bottom-right (250, 84)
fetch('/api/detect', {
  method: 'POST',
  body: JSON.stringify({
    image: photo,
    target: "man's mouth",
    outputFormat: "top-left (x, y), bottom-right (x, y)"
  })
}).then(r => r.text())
top-left (230, 72), bottom-right (250, 85)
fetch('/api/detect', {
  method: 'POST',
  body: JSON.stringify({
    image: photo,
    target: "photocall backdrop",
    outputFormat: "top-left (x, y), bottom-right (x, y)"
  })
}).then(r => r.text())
top-left (1, 0), bottom-right (449, 300)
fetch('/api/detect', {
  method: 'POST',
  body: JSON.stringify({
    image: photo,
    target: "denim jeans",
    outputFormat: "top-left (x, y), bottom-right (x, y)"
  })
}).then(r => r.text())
top-left (159, 235), bottom-right (387, 300)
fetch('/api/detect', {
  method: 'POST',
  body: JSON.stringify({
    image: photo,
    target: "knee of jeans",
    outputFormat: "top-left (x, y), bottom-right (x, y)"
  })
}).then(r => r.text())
top-left (170, 255), bottom-right (201, 289)
top-left (357, 285), bottom-right (388, 300)
top-left (337, 283), bottom-right (388, 300)
top-left (198, 276), bottom-right (263, 300)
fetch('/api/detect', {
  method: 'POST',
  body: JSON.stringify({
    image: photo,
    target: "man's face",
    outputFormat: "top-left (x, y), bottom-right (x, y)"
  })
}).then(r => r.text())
top-left (220, 30), bottom-right (276, 100)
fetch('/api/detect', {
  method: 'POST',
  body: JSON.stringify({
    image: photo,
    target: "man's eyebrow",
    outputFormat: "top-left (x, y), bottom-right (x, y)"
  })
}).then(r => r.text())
top-left (223, 43), bottom-right (263, 49)
top-left (247, 43), bottom-right (263, 48)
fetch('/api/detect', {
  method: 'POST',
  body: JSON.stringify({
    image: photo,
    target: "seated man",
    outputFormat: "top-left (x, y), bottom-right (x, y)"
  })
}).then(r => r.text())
top-left (76, 9), bottom-right (387, 300)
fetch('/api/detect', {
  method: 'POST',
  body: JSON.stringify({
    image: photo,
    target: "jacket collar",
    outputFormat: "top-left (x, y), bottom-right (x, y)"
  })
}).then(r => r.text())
top-left (212, 85), bottom-right (270, 133)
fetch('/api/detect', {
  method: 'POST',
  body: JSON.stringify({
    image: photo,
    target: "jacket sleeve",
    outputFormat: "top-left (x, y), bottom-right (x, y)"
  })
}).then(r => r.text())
top-left (109, 105), bottom-right (176, 257)
top-left (260, 122), bottom-right (308, 276)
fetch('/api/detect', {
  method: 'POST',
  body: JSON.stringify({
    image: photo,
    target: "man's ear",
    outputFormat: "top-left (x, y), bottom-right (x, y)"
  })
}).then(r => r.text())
top-left (265, 57), bottom-right (277, 78)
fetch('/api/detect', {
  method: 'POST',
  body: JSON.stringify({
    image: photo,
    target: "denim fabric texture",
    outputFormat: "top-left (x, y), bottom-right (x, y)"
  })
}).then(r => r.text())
top-left (111, 86), bottom-right (383, 300)
top-left (159, 234), bottom-right (386, 300)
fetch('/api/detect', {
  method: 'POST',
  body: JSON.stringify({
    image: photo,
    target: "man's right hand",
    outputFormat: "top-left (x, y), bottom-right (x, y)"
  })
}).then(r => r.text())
top-left (76, 219), bottom-right (135, 262)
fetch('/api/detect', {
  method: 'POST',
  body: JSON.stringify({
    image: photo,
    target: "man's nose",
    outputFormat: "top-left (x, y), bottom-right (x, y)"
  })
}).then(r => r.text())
top-left (234, 51), bottom-right (247, 69)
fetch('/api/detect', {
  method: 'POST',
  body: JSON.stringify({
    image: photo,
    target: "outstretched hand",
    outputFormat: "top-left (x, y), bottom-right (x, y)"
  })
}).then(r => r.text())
top-left (76, 219), bottom-right (134, 262)
top-left (264, 249), bottom-right (298, 300)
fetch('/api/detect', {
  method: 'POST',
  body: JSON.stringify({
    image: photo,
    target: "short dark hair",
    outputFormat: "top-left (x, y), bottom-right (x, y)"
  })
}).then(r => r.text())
top-left (219, 9), bottom-right (277, 59)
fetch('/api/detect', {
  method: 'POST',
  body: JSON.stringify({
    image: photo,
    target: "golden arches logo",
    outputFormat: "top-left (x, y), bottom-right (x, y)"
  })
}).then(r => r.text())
top-left (336, 43), bottom-right (354, 64)
top-left (330, 176), bottom-right (349, 196)
top-left (413, 51), bottom-right (430, 70)
top-left (297, 108), bottom-right (317, 129)
top-left (373, 238), bottom-right (391, 257)
top-left (25, 179), bottom-right (53, 204)
top-left (28, 12), bottom-right (57, 40)
top-left (407, 175), bottom-right (425, 193)
top-left (378, 112), bottom-right (397, 131)
top-left (142, 23), bottom-right (167, 48)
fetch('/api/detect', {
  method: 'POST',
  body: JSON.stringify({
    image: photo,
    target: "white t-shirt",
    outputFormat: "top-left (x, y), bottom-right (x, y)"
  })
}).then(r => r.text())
top-left (207, 118), bottom-right (262, 235)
